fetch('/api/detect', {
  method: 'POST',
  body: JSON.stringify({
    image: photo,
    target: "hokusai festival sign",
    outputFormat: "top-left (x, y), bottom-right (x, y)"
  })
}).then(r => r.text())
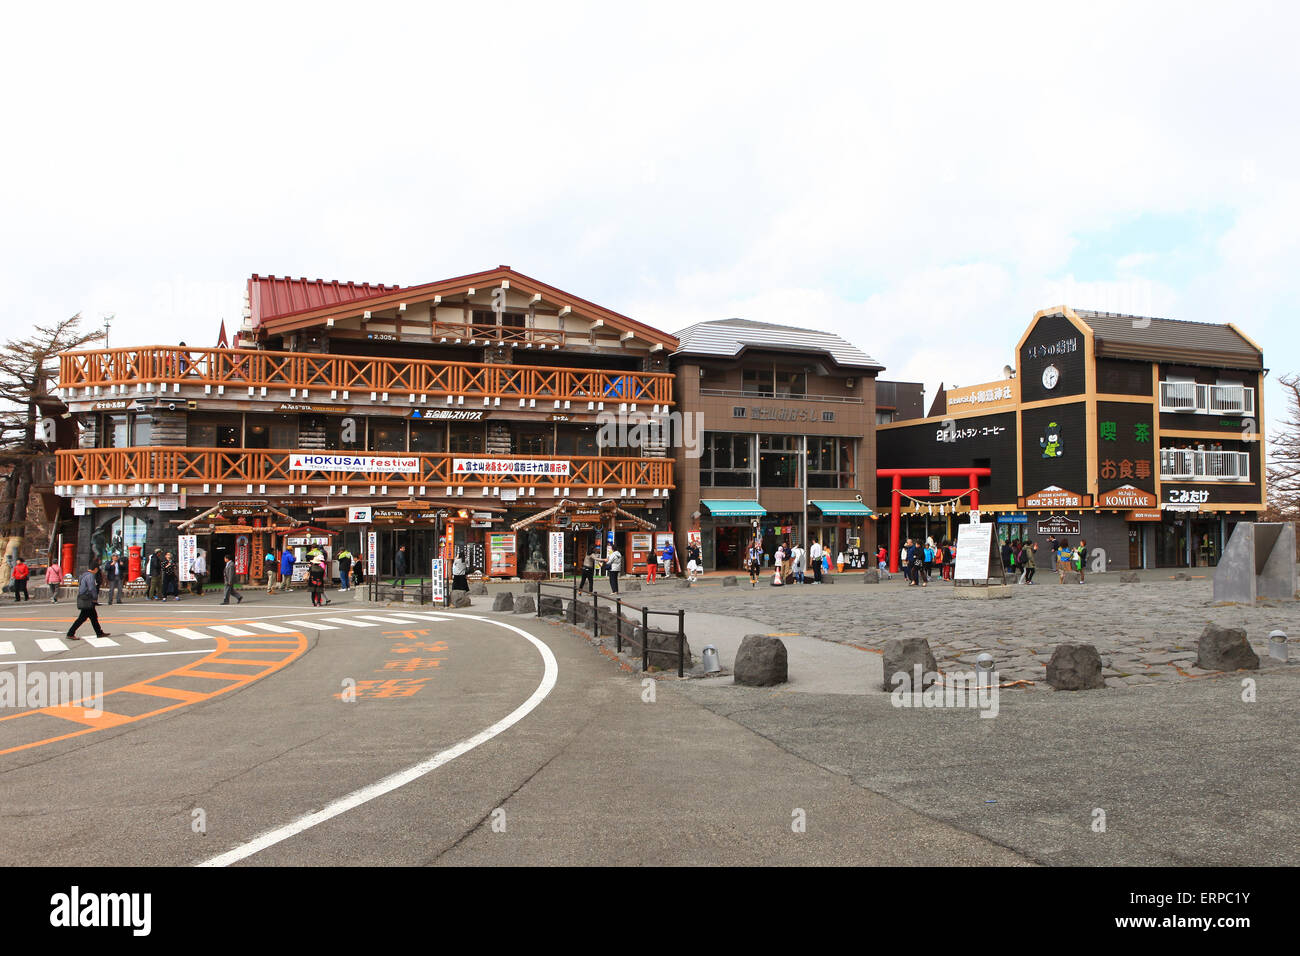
top-left (289, 454), bottom-right (419, 474)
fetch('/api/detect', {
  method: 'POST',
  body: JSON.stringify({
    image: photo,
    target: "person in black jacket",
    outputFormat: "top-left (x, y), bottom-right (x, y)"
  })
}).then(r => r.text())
top-left (393, 545), bottom-right (408, 588)
top-left (146, 548), bottom-right (164, 600)
top-left (220, 556), bottom-right (243, 604)
top-left (308, 558), bottom-right (328, 606)
top-left (66, 558), bottom-right (111, 640)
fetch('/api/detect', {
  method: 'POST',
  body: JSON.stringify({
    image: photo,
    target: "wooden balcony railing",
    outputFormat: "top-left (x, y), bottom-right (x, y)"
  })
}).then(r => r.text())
top-left (59, 346), bottom-right (674, 406)
top-left (56, 447), bottom-right (674, 496)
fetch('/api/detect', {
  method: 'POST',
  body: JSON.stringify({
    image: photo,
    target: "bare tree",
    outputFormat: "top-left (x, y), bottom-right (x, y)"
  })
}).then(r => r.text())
top-left (1265, 372), bottom-right (1300, 523)
top-left (0, 314), bottom-right (103, 575)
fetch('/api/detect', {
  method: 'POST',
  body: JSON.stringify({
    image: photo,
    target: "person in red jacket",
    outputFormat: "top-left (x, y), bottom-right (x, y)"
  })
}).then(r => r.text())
top-left (11, 558), bottom-right (30, 601)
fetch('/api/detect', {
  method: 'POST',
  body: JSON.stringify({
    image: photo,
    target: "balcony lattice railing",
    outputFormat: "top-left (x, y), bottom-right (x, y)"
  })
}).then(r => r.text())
top-left (1158, 381), bottom-right (1255, 416)
top-left (59, 346), bottom-right (673, 406)
top-left (1159, 448), bottom-right (1251, 481)
top-left (56, 447), bottom-right (674, 497)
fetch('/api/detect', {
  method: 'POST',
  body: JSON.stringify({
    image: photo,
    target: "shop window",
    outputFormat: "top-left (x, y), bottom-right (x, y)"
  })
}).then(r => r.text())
top-left (450, 425), bottom-right (484, 454)
top-left (759, 434), bottom-right (799, 488)
top-left (368, 420), bottom-right (407, 452)
top-left (325, 416), bottom-right (364, 450)
top-left (409, 421), bottom-right (446, 454)
top-left (246, 415), bottom-right (298, 449)
top-left (701, 432), bottom-right (754, 488)
top-left (517, 428), bottom-right (554, 456)
top-left (556, 425), bottom-right (597, 457)
top-left (132, 415), bottom-right (153, 446)
top-left (187, 413), bottom-right (240, 448)
top-left (742, 368), bottom-right (770, 397)
top-left (775, 370), bottom-right (806, 398)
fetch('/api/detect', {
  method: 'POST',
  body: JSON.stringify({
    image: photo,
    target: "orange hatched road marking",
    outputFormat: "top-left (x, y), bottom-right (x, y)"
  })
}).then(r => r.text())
top-left (0, 631), bottom-right (308, 756)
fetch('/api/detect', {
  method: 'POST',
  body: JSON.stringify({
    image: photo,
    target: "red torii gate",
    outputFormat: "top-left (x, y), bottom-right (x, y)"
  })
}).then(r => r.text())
top-left (877, 467), bottom-right (992, 573)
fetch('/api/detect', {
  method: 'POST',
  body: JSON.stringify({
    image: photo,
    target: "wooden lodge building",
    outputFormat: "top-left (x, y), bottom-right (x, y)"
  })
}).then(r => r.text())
top-left (54, 266), bottom-right (681, 582)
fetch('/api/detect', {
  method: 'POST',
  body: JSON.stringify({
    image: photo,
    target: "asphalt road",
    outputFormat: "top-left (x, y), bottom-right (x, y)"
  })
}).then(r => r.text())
top-left (0, 591), bottom-right (1029, 866)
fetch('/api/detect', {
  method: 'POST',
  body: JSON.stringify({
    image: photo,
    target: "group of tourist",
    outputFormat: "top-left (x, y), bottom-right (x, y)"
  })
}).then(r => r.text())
top-left (897, 537), bottom-right (958, 586)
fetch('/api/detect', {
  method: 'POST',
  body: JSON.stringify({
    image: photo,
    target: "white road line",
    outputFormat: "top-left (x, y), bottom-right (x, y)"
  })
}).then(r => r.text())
top-left (355, 615), bottom-right (417, 624)
top-left (388, 612), bottom-right (445, 621)
top-left (0, 641), bottom-right (14, 655)
top-left (83, 636), bottom-right (120, 648)
top-left (246, 622), bottom-right (299, 633)
top-left (208, 625), bottom-right (258, 637)
top-left (35, 638), bottom-right (68, 652)
top-left (198, 613), bottom-right (560, 867)
top-left (168, 628), bottom-right (215, 642)
top-left (126, 631), bottom-right (168, 644)
top-left (284, 620), bottom-right (336, 630)
top-left (3, 649), bottom-right (209, 666)
top-left (323, 617), bottom-right (374, 627)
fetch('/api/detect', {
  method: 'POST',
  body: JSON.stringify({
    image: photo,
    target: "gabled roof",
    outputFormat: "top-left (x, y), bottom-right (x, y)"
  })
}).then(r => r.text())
top-left (248, 275), bottom-right (403, 326)
top-left (249, 265), bottom-right (678, 350)
top-left (671, 318), bottom-right (884, 371)
top-left (1063, 309), bottom-right (1262, 370)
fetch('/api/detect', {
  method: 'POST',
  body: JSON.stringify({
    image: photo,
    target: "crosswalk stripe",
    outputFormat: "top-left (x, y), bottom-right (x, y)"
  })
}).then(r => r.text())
top-left (127, 632), bottom-right (168, 644)
top-left (389, 612), bottom-right (446, 622)
top-left (83, 636), bottom-right (119, 648)
top-left (356, 615), bottom-right (418, 624)
top-left (246, 622), bottom-right (299, 633)
top-left (36, 638), bottom-right (68, 652)
top-left (323, 617), bottom-right (374, 627)
top-left (208, 625), bottom-right (258, 637)
top-left (284, 619), bottom-right (337, 630)
top-left (168, 628), bottom-right (215, 642)
top-left (388, 612), bottom-right (442, 620)
top-left (0, 641), bottom-right (14, 655)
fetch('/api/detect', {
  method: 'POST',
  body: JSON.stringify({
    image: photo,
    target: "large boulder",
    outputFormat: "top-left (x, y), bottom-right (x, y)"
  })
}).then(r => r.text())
top-left (1196, 624), bottom-right (1259, 671)
top-left (629, 625), bottom-right (694, 669)
top-left (882, 637), bottom-right (938, 692)
top-left (734, 634), bottom-right (788, 686)
top-left (1046, 643), bottom-right (1105, 690)
top-left (451, 590), bottom-right (471, 608)
top-left (491, 591), bottom-right (514, 612)
top-left (512, 594), bottom-right (536, 614)
top-left (538, 595), bottom-right (564, 617)
top-left (722, 576), bottom-right (738, 587)
top-left (469, 581), bottom-right (489, 595)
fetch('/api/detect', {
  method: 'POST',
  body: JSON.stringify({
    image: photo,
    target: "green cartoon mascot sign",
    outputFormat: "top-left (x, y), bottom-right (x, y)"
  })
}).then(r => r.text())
top-left (1040, 422), bottom-right (1064, 458)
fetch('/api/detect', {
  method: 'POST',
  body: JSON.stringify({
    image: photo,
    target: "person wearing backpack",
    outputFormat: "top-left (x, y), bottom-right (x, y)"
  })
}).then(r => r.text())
top-left (66, 558), bottom-right (110, 640)
top-left (46, 559), bottom-right (64, 602)
top-left (308, 557), bottom-right (328, 607)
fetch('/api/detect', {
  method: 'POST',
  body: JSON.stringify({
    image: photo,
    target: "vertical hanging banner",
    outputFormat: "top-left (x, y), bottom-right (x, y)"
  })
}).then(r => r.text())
top-left (235, 535), bottom-right (250, 576)
top-left (548, 532), bottom-right (566, 575)
top-left (431, 558), bottom-right (445, 605)
top-left (178, 535), bottom-right (197, 583)
top-left (367, 531), bottom-right (377, 578)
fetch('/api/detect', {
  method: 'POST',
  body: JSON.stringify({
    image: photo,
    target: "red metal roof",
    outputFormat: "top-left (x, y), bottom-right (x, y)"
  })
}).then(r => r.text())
top-left (248, 274), bottom-right (403, 326)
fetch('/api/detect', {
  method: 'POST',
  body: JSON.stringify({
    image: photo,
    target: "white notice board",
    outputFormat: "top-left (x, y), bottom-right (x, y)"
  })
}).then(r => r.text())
top-left (954, 522), bottom-right (995, 581)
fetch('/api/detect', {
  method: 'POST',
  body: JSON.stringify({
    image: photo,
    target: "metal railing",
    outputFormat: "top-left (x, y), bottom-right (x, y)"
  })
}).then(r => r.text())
top-left (1158, 381), bottom-right (1255, 416)
top-left (1159, 448), bottom-right (1251, 481)
top-left (536, 578), bottom-right (687, 677)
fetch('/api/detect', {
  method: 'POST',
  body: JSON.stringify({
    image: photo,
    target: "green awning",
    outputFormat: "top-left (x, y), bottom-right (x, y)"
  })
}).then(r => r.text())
top-left (701, 499), bottom-right (767, 517)
top-left (811, 499), bottom-right (875, 516)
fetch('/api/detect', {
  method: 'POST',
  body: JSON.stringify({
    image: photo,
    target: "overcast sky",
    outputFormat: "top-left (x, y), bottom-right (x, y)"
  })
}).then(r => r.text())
top-left (3, 1), bottom-right (1296, 433)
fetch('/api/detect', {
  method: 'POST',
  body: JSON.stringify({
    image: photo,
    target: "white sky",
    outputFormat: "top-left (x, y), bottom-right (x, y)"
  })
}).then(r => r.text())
top-left (2, 1), bottom-right (1296, 434)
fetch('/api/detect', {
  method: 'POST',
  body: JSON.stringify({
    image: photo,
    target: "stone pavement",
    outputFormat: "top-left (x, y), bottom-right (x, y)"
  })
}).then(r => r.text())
top-left (599, 571), bottom-right (1300, 687)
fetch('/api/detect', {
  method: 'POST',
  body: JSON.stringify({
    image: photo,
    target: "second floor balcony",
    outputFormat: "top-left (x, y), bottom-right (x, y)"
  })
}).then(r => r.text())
top-left (1159, 448), bottom-right (1251, 482)
top-left (59, 346), bottom-right (674, 409)
top-left (1159, 380), bottom-right (1255, 416)
top-left (55, 447), bottom-right (673, 500)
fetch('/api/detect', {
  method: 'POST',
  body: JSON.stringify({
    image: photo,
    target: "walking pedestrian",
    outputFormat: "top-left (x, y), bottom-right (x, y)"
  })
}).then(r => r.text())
top-left (308, 558), bottom-right (327, 607)
top-left (747, 541), bottom-right (762, 588)
top-left (66, 558), bottom-right (110, 640)
top-left (452, 550), bottom-right (469, 592)
top-left (809, 539), bottom-right (824, 583)
top-left (220, 555), bottom-right (243, 604)
top-left (580, 548), bottom-right (597, 592)
top-left (646, 542), bottom-right (657, 583)
top-left (146, 548), bottom-right (164, 600)
top-left (337, 548), bottom-right (353, 591)
top-left (191, 550), bottom-right (206, 596)
top-left (1055, 539), bottom-right (1073, 583)
top-left (393, 545), bottom-right (408, 588)
top-left (104, 552), bottom-right (126, 604)
top-left (1075, 539), bottom-right (1088, 584)
top-left (791, 542), bottom-right (806, 584)
top-left (686, 541), bottom-right (701, 583)
top-left (1022, 541), bottom-right (1038, 584)
top-left (661, 538), bottom-right (676, 580)
top-left (10, 557), bottom-right (29, 601)
top-left (264, 549), bottom-right (278, 592)
top-left (46, 559), bottom-right (63, 602)
top-left (278, 548), bottom-right (296, 591)
top-left (908, 539), bottom-right (927, 587)
top-left (604, 546), bottom-right (623, 594)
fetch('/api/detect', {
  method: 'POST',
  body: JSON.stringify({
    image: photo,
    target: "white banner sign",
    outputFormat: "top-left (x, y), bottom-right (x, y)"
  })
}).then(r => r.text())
top-left (431, 558), bottom-right (445, 605)
top-left (178, 535), bottom-right (197, 583)
top-left (954, 522), bottom-right (995, 581)
top-left (348, 506), bottom-right (373, 523)
top-left (289, 453), bottom-right (419, 474)
top-left (367, 531), bottom-right (377, 577)
top-left (453, 459), bottom-right (571, 477)
top-left (549, 532), bottom-right (566, 575)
